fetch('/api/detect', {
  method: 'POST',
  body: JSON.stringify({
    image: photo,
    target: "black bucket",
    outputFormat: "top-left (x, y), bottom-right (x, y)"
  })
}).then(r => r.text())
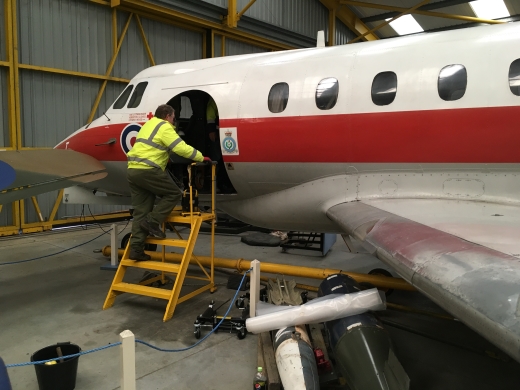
top-left (31, 342), bottom-right (81, 390)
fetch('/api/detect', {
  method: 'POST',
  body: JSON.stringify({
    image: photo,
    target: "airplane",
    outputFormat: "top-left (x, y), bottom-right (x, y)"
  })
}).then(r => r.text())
top-left (1, 21), bottom-right (520, 363)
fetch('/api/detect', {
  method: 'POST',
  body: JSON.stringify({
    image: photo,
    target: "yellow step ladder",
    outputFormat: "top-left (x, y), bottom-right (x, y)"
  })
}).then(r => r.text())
top-left (103, 163), bottom-right (217, 321)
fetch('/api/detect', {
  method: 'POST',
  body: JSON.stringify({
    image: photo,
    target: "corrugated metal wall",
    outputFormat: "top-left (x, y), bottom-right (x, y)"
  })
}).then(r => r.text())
top-left (335, 19), bottom-right (356, 45)
top-left (14, 0), bottom-right (204, 223)
top-left (226, 38), bottom-right (269, 56)
top-left (213, 35), bottom-right (268, 58)
top-left (141, 16), bottom-right (203, 65)
top-left (17, 1), bottom-right (112, 75)
top-left (203, 0), bottom-right (329, 39)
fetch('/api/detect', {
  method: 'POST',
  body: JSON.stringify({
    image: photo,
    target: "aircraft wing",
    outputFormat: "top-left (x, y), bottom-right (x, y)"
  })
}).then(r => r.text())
top-left (327, 200), bottom-right (520, 362)
top-left (0, 150), bottom-right (107, 204)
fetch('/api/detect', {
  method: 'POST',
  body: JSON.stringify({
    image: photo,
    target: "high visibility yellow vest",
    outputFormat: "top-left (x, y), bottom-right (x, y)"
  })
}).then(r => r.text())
top-left (127, 117), bottom-right (203, 170)
top-left (206, 98), bottom-right (218, 124)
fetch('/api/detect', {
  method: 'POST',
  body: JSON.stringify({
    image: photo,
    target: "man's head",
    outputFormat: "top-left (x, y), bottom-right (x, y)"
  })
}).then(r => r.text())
top-left (155, 104), bottom-right (175, 125)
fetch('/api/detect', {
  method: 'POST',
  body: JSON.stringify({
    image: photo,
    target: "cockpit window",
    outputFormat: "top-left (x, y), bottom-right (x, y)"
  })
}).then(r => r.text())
top-left (316, 77), bottom-right (338, 110)
top-left (268, 83), bottom-right (289, 113)
top-left (113, 85), bottom-right (133, 109)
top-left (438, 64), bottom-right (467, 101)
top-left (509, 59), bottom-right (520, 96)
top-left (372, 72), bottom-right (397, 106)
top-left (127, 82), bottom-right (148, 108)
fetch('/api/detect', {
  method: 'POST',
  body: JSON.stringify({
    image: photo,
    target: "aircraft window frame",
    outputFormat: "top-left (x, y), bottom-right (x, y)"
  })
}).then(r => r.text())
top-left (438, 64), bottom-right (467, 101)
top-left (268, 82), bottom-right (289, 113)
top-left (509, 59), bottom-right (520, 96)
top-left (371, 71), bottom-right (397, 106)
top-left (127, 82), bottom-right (148, 108)
top-left (315, 77), bottom-right (339, 110)
top-left (113, 85), bottom-right (134, 109)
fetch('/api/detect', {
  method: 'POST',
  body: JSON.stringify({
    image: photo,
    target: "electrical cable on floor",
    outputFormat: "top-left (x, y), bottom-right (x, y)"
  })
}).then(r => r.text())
top-left (87, 205), bottom-right (130, 234)
top-left (135, 268), bottom-right (251, 352)
top-left (0, 229), bottom-right (112, 266)
top-left (5, 269), bottom-right (252, 368)
top-left (0, 212), bottom-right (130, 266)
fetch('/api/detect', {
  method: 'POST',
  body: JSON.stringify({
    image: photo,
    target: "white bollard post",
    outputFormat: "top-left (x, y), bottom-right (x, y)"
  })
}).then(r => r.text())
top-left (119, 330), bottom-right (136, 390)
top-left (111, 224), bottom-right (118, 267)
top-left (249, 260), bottom-right (261, 318)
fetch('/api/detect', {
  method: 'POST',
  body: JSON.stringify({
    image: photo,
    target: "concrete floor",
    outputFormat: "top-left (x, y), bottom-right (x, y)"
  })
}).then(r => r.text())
top-left (1, 222), bottom-right (520, 389)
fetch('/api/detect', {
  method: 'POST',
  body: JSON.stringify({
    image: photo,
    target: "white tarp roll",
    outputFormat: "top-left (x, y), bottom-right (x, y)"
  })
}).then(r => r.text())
top-left (246, 289), bottom-right (385, 334)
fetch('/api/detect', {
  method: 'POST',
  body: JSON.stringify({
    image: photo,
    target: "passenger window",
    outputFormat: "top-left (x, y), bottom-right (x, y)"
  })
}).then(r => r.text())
top-left (127, 82), bottom-right (148, 108)
top-left (438, 65), bottom-right (467, 101)
top-left (316, 78), bottom-right (339, 110)
top-left (113, 85), bottom-right (133, 109)
top-left (372, 72), bottom-right (397, 106)
top-left (509, 59), bottom-right (520, 96)
top-left (268, 83), bottom-right (289, 113)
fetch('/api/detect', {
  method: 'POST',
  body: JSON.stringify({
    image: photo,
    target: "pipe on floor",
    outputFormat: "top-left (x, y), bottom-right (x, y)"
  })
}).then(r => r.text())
top-left (101, 246), bottom-right (415, 291)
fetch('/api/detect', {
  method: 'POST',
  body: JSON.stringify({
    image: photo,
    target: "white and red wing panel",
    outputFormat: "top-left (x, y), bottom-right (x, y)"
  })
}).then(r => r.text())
top-left (327, 201), bottom-right (520, 363)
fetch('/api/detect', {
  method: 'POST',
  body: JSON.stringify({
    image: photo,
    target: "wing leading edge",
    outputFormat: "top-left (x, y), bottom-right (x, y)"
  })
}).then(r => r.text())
top-left (327, 201), bottom-right (520, 363)
top-left (0, 150), bottom-right (107, 204)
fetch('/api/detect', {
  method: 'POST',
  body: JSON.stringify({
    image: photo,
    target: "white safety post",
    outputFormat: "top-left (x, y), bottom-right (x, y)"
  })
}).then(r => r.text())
top-left (111, 224), bottom-right (118, 267)
top-left (249, 260), bottom-right (261, 318)
top-left (119, 330), bottom-right (136, 390)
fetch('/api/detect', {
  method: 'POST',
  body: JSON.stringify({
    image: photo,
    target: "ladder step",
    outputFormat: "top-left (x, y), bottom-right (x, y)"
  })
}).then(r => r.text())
top-left (120, 260), bottom-right (180, 273)
top-left (165, 213), bottom-right (214, 224)
top-left (145, 238), bottom-right (188, 247)
top-left (112, 282), bottom-right (171, 300)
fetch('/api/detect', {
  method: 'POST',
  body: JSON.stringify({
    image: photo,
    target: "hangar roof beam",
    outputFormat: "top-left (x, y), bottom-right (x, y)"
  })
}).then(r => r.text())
top-left (91, 0), bottom-right (294, 51)
top-left (360, 0), bottom-right (478, 23)
top-left (340, 0), bottom-right (504, 25)
top-left (349, 0), bottom-right (430, 43)
top-left (320, 0), bottom-right (379, 41)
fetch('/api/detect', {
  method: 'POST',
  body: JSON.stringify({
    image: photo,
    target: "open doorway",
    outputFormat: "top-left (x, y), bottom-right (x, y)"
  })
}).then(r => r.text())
top-left (166, 90), bottom-right (236, 194)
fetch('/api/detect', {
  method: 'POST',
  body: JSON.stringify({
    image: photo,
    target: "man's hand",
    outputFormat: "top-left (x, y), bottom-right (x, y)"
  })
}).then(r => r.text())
top-left (209, 132), bottom-right (216, 142)
top-left (203, 156), bottom-right (212, 162)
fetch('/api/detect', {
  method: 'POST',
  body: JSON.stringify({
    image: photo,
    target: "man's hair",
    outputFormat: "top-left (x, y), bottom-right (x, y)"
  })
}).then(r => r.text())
top-left (155, 104), bottom-right (174, 120)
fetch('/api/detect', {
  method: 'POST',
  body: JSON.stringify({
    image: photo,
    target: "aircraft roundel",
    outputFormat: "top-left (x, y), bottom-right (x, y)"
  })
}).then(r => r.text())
top-left (0, 160), bottom-right (16, 191)
top-left (120, 123), bottom-right (142, 154)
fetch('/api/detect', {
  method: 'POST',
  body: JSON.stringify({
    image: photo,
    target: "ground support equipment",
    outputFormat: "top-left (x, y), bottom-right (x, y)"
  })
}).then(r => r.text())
top-left (281, 231), bottom-right (337, 256)
top-left (194, 298), bottom-right (248, 339)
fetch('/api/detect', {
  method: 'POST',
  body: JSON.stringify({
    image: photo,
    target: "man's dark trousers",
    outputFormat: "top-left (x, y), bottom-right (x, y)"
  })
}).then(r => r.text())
top-left (127, 167), bottom-right (182, 252)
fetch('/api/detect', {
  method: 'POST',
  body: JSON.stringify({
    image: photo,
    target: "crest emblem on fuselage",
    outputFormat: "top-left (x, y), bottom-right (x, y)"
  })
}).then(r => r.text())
top-left (120, 123), bottom-right (142, 154)
top-left (220, 127), bottom-right (239, 155)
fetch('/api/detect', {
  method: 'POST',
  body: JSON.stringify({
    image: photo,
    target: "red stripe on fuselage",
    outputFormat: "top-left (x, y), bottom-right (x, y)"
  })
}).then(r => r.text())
top-left (55, 123), bottom-right (141, 161)
top-left (221, 106), bottom-right (520, 163)
top-left (57, 106), bottom-right (520, 164)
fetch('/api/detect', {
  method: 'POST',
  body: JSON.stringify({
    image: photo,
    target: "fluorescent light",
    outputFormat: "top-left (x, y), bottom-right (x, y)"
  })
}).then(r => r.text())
top-left (470, 0), bottom-right (510, 19)
top-left (386, 15), bottom-right (424, 36)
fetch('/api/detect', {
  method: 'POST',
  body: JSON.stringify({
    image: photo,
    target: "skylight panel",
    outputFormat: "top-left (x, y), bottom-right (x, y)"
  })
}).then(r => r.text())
top-left (470, 0), bottom-right (510, 20)
top-left (386, 15), bottom-right (424, 36)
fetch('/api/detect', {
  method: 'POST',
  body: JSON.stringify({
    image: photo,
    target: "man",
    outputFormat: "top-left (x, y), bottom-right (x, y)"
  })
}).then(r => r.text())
top-left (127, 104), bottom-right (210, 261)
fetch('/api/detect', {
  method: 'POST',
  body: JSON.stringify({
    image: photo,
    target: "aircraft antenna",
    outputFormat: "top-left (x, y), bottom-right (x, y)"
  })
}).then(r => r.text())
top-left (317, 30), bottom-right (325, 48)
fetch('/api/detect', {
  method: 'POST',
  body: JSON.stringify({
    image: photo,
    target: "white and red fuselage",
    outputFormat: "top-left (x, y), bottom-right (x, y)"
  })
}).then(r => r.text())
top-left (55, 22), bottom-right (520, 238)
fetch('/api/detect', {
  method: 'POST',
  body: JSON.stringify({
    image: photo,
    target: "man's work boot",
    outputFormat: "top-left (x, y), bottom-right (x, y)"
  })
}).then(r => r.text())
top-left (140, 220), bottom-right (166, 239)
top-left (129, 250), bottom-right (151, 261)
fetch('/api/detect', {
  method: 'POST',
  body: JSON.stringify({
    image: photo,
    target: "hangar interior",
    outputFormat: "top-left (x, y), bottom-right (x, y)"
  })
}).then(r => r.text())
top-left (2, 0), bottom-right (520, 389)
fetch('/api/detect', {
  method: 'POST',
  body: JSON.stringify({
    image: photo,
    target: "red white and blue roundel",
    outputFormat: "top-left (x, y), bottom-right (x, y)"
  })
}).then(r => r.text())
top-left (120, 123), bottom-right (142, 154)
